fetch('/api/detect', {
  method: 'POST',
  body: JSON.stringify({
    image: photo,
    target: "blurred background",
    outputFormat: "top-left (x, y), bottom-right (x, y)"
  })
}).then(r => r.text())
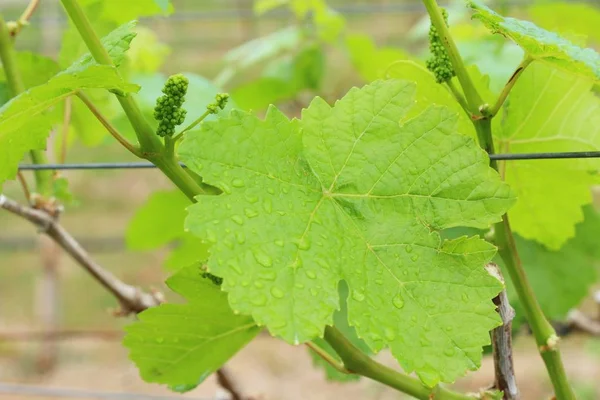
top-left (1, 0), bottom-right (600, 399)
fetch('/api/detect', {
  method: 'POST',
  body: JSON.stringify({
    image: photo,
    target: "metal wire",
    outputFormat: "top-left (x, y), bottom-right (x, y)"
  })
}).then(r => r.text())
top-left (14, 151), bottom-right (600, 171)
top-left (0, 383), bottom-right (211, 400)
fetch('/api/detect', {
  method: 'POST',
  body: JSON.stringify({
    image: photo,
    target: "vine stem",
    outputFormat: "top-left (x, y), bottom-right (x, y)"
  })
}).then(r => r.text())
top-left (0, 16), bottom-right (52, 196)
top-left (59, 0), bottom-right (207, 201)
top-left (324, 327), bottom-right (476, 400)
top-left (422, 1), bottom-right (574, 398)
top-left (421, 0), bottom-right (483, 113)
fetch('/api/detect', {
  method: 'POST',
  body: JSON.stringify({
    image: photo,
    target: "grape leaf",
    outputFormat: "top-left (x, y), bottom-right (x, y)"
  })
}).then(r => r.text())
top-left (497, 62), bottom-right (600, 249)
top-left (180, 80), bottom-right (515, 385)
top-left (124, 265), bottom-right (260, 387)
top-left (346, 33), bottom-right (407, 82)
top-left (468, 0), bottom-right (600, 80)
top-left (127, 190), bottom-right (191, 250)
top-left (126, 189), bottom-right (210, 271)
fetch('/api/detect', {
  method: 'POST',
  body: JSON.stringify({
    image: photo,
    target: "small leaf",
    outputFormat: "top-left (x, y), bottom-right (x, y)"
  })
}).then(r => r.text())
top-left (126, 190), bottom-right (190, 250)
top-left (124, 265), bottom-right (260, 387)
top-left (468, 0), bottom-right (600, 80)
top-left (180, 80), bottom-right (515, 385)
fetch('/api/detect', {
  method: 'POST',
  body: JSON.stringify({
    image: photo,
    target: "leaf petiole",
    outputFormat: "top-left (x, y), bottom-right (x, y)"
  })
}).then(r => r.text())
top-left (76, 92), bottom-right (142, 158)
top-left (306, 341), bottom-right (352, 375)
top-left (481, 56), bottom-right (533, 118)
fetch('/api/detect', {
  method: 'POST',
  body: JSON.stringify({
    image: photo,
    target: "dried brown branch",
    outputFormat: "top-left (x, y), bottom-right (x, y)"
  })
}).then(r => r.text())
top-left (0, 195), bottom-right (246, 399)
top-left (0, 194), bottom-right (162, 314)
top-left (487, 263), bottom-right (519, 400)
top-left (216, 368), bottom-right (250, 400)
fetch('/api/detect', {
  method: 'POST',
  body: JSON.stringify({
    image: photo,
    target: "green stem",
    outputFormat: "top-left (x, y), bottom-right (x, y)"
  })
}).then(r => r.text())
top-left (483, 57), bottom-right (533, 118)
top-left (175, 109), bottom-right (211, 140)
top-left (494, 217), bottom-right (574, 400)
top-left (324, 327), bottom-right (475, 400)
top-left (445, 80), bottom-right (470, 117)
top-left (59, 0), bottom-right (162, 155)
top-left (58, 0), bottom-right (213, 201)
top-left (0, 16), bottom-right (52, 196)
top-left (421, 0), bottom-right (483, 113)
top-left (305, 341), bottom-right (351, 375)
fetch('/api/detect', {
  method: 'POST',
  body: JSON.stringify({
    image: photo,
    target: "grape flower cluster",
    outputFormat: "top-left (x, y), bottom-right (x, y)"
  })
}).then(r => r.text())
top-left (153, 74), bottom-right (189, 137)
top-left (425, 8), bottom-right (455, 84)
top-left (207, 93), bottom-right (230, 114)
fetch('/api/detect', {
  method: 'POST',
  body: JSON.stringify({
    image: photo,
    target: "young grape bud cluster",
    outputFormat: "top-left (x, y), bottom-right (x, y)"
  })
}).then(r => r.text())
top-left (154, 74), bottom-right (189, 137)
top-left (207, 93), bottom-right (230, 115)
top-left (425, 8), bottom-right (455, 84)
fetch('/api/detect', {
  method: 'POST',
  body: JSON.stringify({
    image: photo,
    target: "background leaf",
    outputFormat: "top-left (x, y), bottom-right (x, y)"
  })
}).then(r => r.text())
top-left (497, 62), bottom-right (600, 249)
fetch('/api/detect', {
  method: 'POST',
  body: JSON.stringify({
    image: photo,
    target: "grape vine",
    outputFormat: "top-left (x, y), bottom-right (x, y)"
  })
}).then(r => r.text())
top-left (1, 0), bottom-right (600, 399)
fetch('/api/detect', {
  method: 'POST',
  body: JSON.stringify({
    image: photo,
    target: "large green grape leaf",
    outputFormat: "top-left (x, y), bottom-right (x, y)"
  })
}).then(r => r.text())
top-left (124, 265), bottom-right (260, 386)
top-left (180, 80), bottom-right (516, 385)
top-left (497, 62), bottom-right (600, 249)
top-left (468, 0), bottom-right (600, 80)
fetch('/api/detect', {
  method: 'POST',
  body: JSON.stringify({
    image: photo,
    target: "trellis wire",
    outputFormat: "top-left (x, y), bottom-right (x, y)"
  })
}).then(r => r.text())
top-left (14, 151), bottom-right (600, 171)
top-left (0, 383), bottom-right (211, 400)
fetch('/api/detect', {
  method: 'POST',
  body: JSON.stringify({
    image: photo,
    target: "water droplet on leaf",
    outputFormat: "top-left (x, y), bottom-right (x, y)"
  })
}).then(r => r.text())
top-left (270, 287), bottom-right (285, 299)
top-left (352, 290), bottom-right (365, 302)
top-left (244, 208), bottom-right (258, 218)
top-left (231, 215), bottom-right (244, 225)
top-left (253, 250), bottom-right (273, 268)
top-left (392, 293), bottom-right (405, 309)
top-left (232, 179), bottom-right (245, 188)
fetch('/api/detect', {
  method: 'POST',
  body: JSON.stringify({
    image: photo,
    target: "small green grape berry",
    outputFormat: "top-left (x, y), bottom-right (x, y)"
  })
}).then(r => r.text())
top-left (426, 8), bottom-right (455, 84)
top-left (154, 74), bottom-right (189, 137)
